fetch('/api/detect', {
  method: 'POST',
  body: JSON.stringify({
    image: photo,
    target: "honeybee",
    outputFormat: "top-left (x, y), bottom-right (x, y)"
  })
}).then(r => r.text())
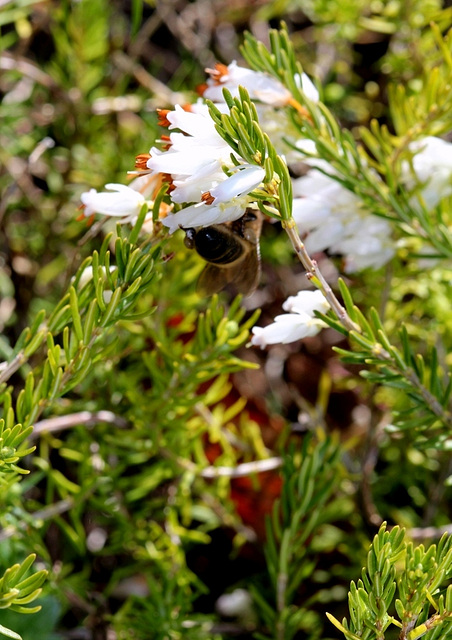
top-left (183, 209), bottom-right (263, 296)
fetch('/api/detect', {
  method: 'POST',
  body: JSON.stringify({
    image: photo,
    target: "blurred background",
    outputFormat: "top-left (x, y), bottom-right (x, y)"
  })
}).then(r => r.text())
top-left (2, 1), bottom-right (452, 638)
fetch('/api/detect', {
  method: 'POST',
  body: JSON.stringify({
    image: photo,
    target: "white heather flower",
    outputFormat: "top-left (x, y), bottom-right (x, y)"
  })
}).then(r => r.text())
top-left (283, 289), bottom-right (330, 315)
top-left (209, 165), bottom-right (265, 202)
top-left (204, 61), bottom-right (319, 106)
top-left (162, 166), bottom-right (265, 233)
top-left (161, 200), bottom-right (245, 233)
top-left (292, 168), bottom-right (394, 273)
top-left (80, 183), bottom-right (146, 220)
top-left (146, 104), bottom-right (235, 204)
top-left (402, 136), bottom-right (452, 208)
top-left (202, 62), bottom-right (319, 161)
top-left (251, 290), bottom-right (329, 348)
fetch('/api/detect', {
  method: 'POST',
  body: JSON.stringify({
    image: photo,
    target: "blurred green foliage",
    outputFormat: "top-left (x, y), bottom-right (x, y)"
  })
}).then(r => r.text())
top-left (1, 1), bottom-right (452, 639)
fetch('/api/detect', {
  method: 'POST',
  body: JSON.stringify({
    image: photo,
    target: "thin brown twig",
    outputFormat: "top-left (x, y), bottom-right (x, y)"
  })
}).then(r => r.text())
top-left (0, 351), bottom-right (28, 384)
top-left (409, 523), bottom-right (452, 541)
top-left (31, 410), bottom-right (129, 440)
top-left (0, 52), bottom-right (57, 88)
top-left (200, 456), bottom-right (282, 478)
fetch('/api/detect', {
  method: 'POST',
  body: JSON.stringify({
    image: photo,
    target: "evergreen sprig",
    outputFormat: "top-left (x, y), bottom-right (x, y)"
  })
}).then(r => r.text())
top-left (208, 88), bottom-right (293, 220)
top-left (240, 23), bottom-right (452, 258)
top-left (252, 433), bottom-right (344, 640)
top-left (223, 25), bottom-right (452, 444)
top-left (318, 279), bottom-right (452, 444)
top-left (0, 554), bottom-right (47, 640)
top-left (327, 524), bottom-right (452, 640)
top-left (0, 230), bottom-right (159, 436)
top-left (113, 571), bottom-right (220, 640)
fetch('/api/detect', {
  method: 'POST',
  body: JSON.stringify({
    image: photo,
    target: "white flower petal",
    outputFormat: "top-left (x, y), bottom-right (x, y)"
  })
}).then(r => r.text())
top-left (161, 201), bottom-right (245, 233)
top-left (171, 164), bottom-right (227, 204)
top-left (147, 146), bottom-right (224, 176)
top-left (282, 290), bottom-right (330, 315)
top-left (210, 166), bottom-right (265, 203)
top-left (403, 137), bottom-right (452, 208)
top-left (300, 73), bottom-right (319, 102)
top-left (343, 247), bottom-right (395, 273)
top-left (292, 197), bottom-right (332, 232)
top-left (251, 312), bottom-right (324, 348)
top-left (167, 105), bottom-right (218, 138)
top-left (80, 184), bottom-right (146, 217)
top-left (304, 220), bottom-right (345, 253)
top-left (127, 174), bottom-right (159, 198)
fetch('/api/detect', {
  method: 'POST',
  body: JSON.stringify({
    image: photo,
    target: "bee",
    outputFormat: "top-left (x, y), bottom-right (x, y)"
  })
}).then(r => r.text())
top-left (183, 209), bottom-right (263, 296)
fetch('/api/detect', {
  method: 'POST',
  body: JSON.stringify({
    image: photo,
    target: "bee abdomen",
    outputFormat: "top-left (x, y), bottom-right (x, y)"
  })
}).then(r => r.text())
top-left (194, 226), bottom-right (244, 265)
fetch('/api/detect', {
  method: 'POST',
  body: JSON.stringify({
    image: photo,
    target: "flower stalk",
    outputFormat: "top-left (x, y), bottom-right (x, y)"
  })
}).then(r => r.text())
top-left (281, 218), bottom-right (361, 333)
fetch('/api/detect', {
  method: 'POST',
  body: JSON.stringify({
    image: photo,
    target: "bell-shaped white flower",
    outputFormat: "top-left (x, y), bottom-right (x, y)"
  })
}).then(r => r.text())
top-left (80, 183), bottom-right (146, 220)
top-left (161, 200), bottom-right (247, 234)
top-left (251, 289), bottom-right (329, 348)
top-left (162, 165), bottom-right (265, 232)
top-left (146, 104), bottom-right (235, 205)
top-left (209, 166), bottom-right (265, 202)
top-left (282, 289), bottom-right (330, 315)
top-left (292, 168), bottom-right (394, 272)
top-left (203, 61), bottom-right (319, 106)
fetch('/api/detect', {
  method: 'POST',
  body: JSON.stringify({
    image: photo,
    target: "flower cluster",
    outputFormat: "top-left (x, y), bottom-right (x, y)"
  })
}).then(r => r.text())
top-left (251, 290), bottom-right (330, 348)
top-left (292, 168), bottom-right (395, 273)
top-left (78, 57), bottom-right (452, 347)
top-left (79, 62), bottom-right (319, 229)
top-left (289, 135), bottom-right (452, 274)
top-left (146, 103), bottom-right (266, 232)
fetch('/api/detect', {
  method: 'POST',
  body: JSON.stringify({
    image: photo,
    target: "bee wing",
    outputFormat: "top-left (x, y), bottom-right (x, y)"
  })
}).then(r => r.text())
top-left (231, 245), bottom-right (261, 295)
top-left (197, 246), bottom-right (261, 296)
top-left (197, 263), bottom-right (234, 296)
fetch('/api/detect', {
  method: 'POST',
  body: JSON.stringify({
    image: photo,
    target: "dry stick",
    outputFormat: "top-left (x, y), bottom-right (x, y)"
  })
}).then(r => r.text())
top-left (0, 352), bottom-right (28, 385)
top-left (32, 410), bottom-right (128, 440)
top-left (409, 523), bottom-right (452, 541)
top-left (200, 456), bottom-right (282, 478)
top-left (33, 411), bottom-right (281, 477)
